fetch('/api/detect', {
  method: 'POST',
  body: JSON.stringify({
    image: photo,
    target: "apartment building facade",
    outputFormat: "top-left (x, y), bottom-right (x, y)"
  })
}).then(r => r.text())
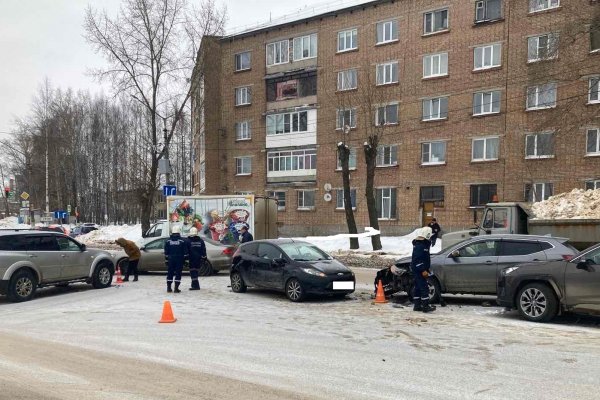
top-left (192, 0), bottom-right (600, 236)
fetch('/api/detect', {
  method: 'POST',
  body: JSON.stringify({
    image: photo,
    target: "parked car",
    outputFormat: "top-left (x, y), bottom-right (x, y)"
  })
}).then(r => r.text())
top-left (37, 224), bottom-right (70, 236)
top-left (70, 225), bottom-right (98, 238)
top-left (0, 231), bottom-right (114, 302)
top-left (497, 243), bottom-right (600, 322)
top-left (393, 234), bottom-right (578, 302)
top-left (230, 239), bottom-right (355, 302)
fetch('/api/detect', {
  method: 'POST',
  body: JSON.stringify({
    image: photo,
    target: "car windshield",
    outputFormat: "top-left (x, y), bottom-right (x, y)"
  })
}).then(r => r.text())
top-left (279, 243), bottom-right (331, 262)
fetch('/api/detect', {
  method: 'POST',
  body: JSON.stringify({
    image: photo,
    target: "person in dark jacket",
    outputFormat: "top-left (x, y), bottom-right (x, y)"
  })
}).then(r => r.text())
top-left (164, 225), bottom-right (189, 293)
top-left (411, 227), bottom-right (436, 313)
top-left (186, 227), bottom-right (206, 291)
top-left (115, 238), bottom-right (141, 282)
top-left (427, 218), bottom-right (442, 247)
top-left (239, 224), bottom-right (253, 243)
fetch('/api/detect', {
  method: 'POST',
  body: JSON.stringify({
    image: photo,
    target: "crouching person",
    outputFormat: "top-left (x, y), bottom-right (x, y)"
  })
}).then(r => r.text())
top-left (115, 238), bottom-right (141, 282)
top-left (187, 227), bottom-right (207, 291)
top-left (411, 227), bottom-right (436, 313)
top-left (164, 225), bottom-right (188, 293)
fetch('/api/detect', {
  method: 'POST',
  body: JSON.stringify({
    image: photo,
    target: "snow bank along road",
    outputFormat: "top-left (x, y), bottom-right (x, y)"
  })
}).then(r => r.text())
top-left (1, 270), bottom-right (599, 400)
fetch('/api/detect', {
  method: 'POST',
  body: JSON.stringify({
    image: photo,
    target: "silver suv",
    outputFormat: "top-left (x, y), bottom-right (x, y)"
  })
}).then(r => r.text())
top-left (0, 230), bottom-right (115, 302)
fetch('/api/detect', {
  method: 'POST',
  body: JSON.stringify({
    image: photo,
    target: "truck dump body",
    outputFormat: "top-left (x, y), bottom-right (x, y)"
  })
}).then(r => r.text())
top-left (528, 219), bottom-right (600, 251)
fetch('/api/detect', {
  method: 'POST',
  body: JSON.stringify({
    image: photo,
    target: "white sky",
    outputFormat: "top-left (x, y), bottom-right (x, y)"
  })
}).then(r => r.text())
top-left (0, 0), bottom-right (341, 138)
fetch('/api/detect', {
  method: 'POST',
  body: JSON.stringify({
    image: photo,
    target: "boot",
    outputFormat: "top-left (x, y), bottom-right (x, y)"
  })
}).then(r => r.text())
top-left (133, 276), bottom-right (138, 282)
top-left (122, 276), bottom-right (130, 282)
top-left (167, 282), bottom-right (173, 293)
top-left (174, 282), bottom-right (181, 293)
top-left (189, 280), bottom-right (200, 291)
top-left (422, 299), bottom-right (436, 313)
top-left (413, 298), bottom-right (422, 312)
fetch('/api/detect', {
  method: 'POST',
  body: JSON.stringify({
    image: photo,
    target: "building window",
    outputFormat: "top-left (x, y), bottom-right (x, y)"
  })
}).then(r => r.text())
top-left (474, 44), bottom-right (501, 70)
top-left (526, 83), bottom-right (557, 110)
top-left (235, 51), bottom-right (251, 71)
top-left (337, 147), bottom-right (357, 170)
top-left (423, 53), bottom-right (448, 78)
top-left (424, 9), bottom-right (448, 34)
top-left (529, 0), bottom-right (560, 13)
top-left (297, 190), bottom-right (316, 210)
top-left (592, 26), bottom-right (600, 52)
top-left (336, 189), bottom-right (357, 209)
top-left (376, 61), bottom-right (399, 85)
top-left (420, 186), bottom-right (445, 207)
top-left (527, 34), bottom-right (559, 62)
top-left (589, 77), bottom-right (600, 103)
top-left (336, 108), bottom-right (356, 129)
top-left (235, 157), bottom-right (252, 175)
top-left (422, 97), bottom-right (448, 121)
top-left (338, 29), bottom-right (358, 52)
top-left (525, 132), bottom-right (554, 158)
top-left (472, 137), bottom-right (499, 161)
top-left (473, 90), bottom-right (501, 115)
top-left (235, 121), bottom-right (251, 140)
top-left (421, 141), bottom-right (446, 165)
top-left (266, 111), bottom-right (308, 135)
top-left (337, 69), bottom-right (358, 91)
top-left (587, 128), bottom-right (600, 155)
top-left (475, 0), bottom-right (502, 23)
top-left (586, 180), bottom-right (600, 190)
top-left (376, 188), bottom-right (397, 219)
top-left (235, 86), bottom-right (251, 106)
top-left (470, 184), bottom-right (497, 206)
top-left (375, 103), bottom-right (399, 125)
top-left (268, 149), bottom-right (317, 172)
top-left (293, 33), bottom-right (318, 61)
top-left (376, 145), bottom-right (398, 167)
top-left (525, 183), bottom-right (553, 202)
top-left (266, 40), bottom-right (289, 66)
top-left (376, 20), bottom-right (398, 44)
top-left (266, 72), bottom-right (317, 102)
top-left (268, 191), bottom-right (286, 211)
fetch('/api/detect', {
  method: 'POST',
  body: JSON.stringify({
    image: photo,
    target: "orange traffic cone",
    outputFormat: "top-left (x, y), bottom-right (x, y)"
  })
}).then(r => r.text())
top-left (158, 301), bottom-right (177, 323)
top-left (115, 266), bottom-right (123, 284)
top-left (374, 279), bottom-right (388, 304)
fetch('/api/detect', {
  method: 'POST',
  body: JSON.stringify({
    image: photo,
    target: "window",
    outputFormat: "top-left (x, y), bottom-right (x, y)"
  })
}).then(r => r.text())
top-left (266, 73), bottom-right (317, 102)
top-left (266, 111), bottom-right (308, 135)
top-left (500, 240), bottom-right (543, 256)
top-left (293, 33), bottom-right (318, 61)
top-left (475, 0), bottom-right (502, 23)
top-left (337, 147), bottom-right (357, 170)
top-left (587, 128), bottom-right (600, 155)
top-left (589, 77), bottom-right (600, 103)
top-left (57, 237), bottom-right (82, 251)
top-left (526, 83), bottom-right (557, 109)
top-left (336, 189), bottom-right (357, 209)
top-left (338, 29), bottom-right (358, 52)
top-left (376, 61), bottom-right (399, 85)
top-left (376, 20), bottom-right (398, 44)
top-left (525, 132), bottom-right (554, 158)
top-left (592, 26), bottom-right (600, 52)
top-left (336, 108), bottom-right (356, 129)
top-left (586, 180), bottom-right (600, 190)
top-left (474, 44), bottom-right (501, 70)
top-left (529, 0), bottom-right (560, 13)
top-left (257, 243), bottom-right (283, 260)
top-left (422, 97), bottom-right (448, 121)
top-left (235, 86), bottom-right (251, 106)
top-left (458, 240), bottom-right (498, 257)
top-left (423, 53), bottom-right (448, 78)
top-left (235, 121), bottom-right (251, 140)
top-left (525, 182), bottom-right (553, 201)
top-left (376, 188), bottom-right (397, 219)
top-left (266, 40), bottom-right (289, 66)
top-left (375, 103), bottom-right (399, 125)
top-left (235, 51), bottom-right (251, 71)
top-left (376, 145), bottom-right (398, 167)
top-left (473, 90), bottom-right (501, 115)
top-left (528, 34), bottom-right (559, 62)
top-left (470, 184), bottom-right (497, 206)
top-left (424, 9), bottom-right (448, 34)
top-left (472, 137), bottom-right (499, 161)
top-left (268, 191), bottom-right (286, 211)
top-left (268, 149), bottom-right (317, 172)
top-left (337, 69), bottom-right (358, 91)
top-left (297, 190), bottom-right (316, 209)
top-left (145, 238), bottom-right (167, 250)
top-left (421, 141), bottom-right (446, 165)
top-left (235, 157), bottom-right (252, 175)
top-left (419, 186), bottom-right (445, 207)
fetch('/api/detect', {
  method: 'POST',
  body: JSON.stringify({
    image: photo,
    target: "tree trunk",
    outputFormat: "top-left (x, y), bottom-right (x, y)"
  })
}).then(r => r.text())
top-left (364, 139), bottom-right (382, 251)
top-left (338, 144), bottom-right (359, 250)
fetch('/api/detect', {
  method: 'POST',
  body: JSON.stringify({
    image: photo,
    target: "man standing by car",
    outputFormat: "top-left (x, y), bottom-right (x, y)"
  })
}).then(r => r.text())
top-left (411, 227), bottom-right (436, 313)
top-left (427, 218), bottom-right (441, 247)
top-left (187, 227), bottom-right (206, 291)
top-left (115, 238), bottom-right (140, 282)
top-left (239, 224), bottom-right (254, 244)
top-left (164, 225), bottom-right (188, 293)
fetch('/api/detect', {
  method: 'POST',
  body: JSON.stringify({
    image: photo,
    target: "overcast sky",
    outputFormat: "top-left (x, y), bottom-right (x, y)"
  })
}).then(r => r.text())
top-left (0, 0), bottom-right (339, 138)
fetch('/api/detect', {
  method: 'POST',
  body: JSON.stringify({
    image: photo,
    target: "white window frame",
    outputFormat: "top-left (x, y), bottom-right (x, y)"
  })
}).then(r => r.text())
top-left (526, 83), bottom-right (557, 110)
top-left (235, 121), bottom-right (251, 140)
top-left (267, 149), bottom-right (317, 172)
top-left (266, 111), bottom-right (309, 135)
top-left (376, 145), bottom-right (398, 167)
top-left (472, 136), bottom-right (500, 161)
top-left (235, 86), bottom-right (251, 106)
top-left (423, 9), bottom-right (449, 35)
top-left (293, 33), bottom-right (318, 61)
top-left (586, 180), bottom-right (600, 190)
top-left (525, 132), bottom-right (555, 159)
top-left (421, 141), bottom-right (447, 165)
top-left (336, 147), bottom-right (357, 170)
top-left (423, 52), bottom-right (448, 78)
top-left (338, 29), bottom-right (358, 52)
top-left (336, 188), bottom-right (357, 210)
top-left (376, 61), bottom-right (399, 85)
top-left (268, 191), bottom-right (286, 211)
top-left (266, 40), bottom-right (289, 66)
top-left (422, 97), bottom-right (448, 121)
top-left (375, 103), bottom-right (399, 126)
top-left (376, 20), bottom-right (398, 44)
top-left (527, 33), bottom-right (559, 62)
top-left (587, 128), bottom-right (600, 155)
top-left (526, 182), bottom-right (553, 202)
top-left (376, 187), bottom-right (397, 220)
top-left (474, 43), bottom-right (502, 70)
top-left (297, 190), bottom-right (316, 210)
top-left (475, 0), bottom-right (503, 23)
top-left (589, 77), bottom-right (600, 104)
top-left (336, 108), bottom-right (357, 130)
top-left (337, 69), bottom-right (358, 91)
top-left (529, 0), bottom-right (560, 13)
top-left (473, 90), bottom-right (501, 115)
top-left (592, 28), bottom-right (600, 53)
top-left (235, 156), bottom-right (252, 176)
top-left (234, 51), bottom-right (251, 71)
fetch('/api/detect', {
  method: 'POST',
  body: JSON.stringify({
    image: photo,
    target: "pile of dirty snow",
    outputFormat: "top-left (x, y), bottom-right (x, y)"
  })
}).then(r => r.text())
top-left (77, 224), bottom-right (143, 249)
top-left (531, 189), bottom-right (600, 219)
top-left (0, 216), bottom-right (31, 229)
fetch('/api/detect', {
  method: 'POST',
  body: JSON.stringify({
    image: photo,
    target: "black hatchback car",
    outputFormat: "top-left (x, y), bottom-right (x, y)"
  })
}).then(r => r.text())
top-left (230, 239), bottom-right (355, 302)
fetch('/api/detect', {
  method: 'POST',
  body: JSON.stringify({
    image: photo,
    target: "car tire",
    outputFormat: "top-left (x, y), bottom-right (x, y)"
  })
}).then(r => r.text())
top-left (285, 278), bottom-right (305, 302)
top-left (230, 271), bottom-right (247, 293)
top-left (7, 269), bottom-right (37, 302)
top-left (199, 260), bottom-right (215, 276)
top-left (427, 277), bottom-right (441, 304)
top-left (92, 261), bottom-right (113, 289)
top-left (517, 283), bottom-right (558, 323)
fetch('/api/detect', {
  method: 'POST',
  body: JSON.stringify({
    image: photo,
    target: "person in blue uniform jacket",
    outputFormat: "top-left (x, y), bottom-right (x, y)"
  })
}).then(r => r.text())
top-left (411, 227), bottom-right (436, 313)
top-left (164, 225), bottom-right (189, 293)
top-left (187, 227), bottom-right (206, 291)
top-left (239, 224), bottom-right (254, 243)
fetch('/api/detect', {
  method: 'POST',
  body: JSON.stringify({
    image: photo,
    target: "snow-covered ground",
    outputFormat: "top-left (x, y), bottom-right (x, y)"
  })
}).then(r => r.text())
top-left (0, 216), bottom-right (31, 230)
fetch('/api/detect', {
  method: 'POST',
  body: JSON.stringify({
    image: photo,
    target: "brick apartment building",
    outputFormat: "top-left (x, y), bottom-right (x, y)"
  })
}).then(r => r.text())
top-left (191, 0), bottom-right (600, 236)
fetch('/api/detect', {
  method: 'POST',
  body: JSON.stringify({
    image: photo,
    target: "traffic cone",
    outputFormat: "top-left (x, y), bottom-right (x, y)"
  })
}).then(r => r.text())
top-left (374, 279), bottom-right (388, 304)
top-left (115, 266), bottom-right (123, 284)
top-left (158, 301), bottom-right (177, 323)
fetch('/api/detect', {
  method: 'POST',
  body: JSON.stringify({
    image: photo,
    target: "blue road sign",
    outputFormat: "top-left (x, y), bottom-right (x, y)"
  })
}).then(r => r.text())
top-left (54, 211), bottom-right (68, 219)
top-left (163, 185), bottom-right (177, 196)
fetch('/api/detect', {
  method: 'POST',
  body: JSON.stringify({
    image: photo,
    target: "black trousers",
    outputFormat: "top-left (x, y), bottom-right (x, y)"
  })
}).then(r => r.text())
top-left (126, 259), bottom-right (139, 278)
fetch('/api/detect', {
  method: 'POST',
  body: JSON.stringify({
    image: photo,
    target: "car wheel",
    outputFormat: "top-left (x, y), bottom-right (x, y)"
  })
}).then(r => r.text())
top-left (427, 277), bottom-right (441, 304)
top-left (92, 261), bottom-right (113, 289)
top-left (7, 269), bottom-right (37, 302)
top-left (199, 260), bottom-right (215, 277)
top-left (285, 278), bottom-right (305, 302)
top-left (517, 283), bottom-right (558, 322)
top-left (230, 271), bottom-right (247, 293)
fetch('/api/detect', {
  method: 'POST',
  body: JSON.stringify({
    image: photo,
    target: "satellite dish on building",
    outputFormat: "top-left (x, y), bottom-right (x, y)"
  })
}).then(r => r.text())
top-left (323, 193), bottom-right (332, 202)
top-left (324, 183), bottom-right (332, 192)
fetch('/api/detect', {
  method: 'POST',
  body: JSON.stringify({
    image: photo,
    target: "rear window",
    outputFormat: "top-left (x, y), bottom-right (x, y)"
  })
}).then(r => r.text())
top-left (29, 235), bottom-right (60, 251)
top-left (0, 235), bottom-right (17, 250)
top-left (499, 240), bottom-right (542, 256)
top-left (539, 241), bottom-right (554, 251)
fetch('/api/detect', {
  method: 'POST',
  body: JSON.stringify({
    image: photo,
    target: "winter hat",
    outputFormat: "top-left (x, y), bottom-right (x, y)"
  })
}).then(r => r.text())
top-left (171, 225), bottom-right (181, 234)
top-left (419, 227), bottom-right (433, 240)
top-left (189, 227), bottom-right (198, 237)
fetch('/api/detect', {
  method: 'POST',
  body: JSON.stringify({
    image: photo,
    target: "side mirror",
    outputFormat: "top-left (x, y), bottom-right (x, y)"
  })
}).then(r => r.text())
top-left (576, 260), bottom-right (591, 271)
top-left (140, 246), bottom-right (146, 251)
top-left (273, 258), bottom-right (286, 266)
top-left (450, 250), bottom-right (460, 258)
top-left (80, 244), bottom-right (87, 252)
top-left (485, 229), bottom-right (492, 235)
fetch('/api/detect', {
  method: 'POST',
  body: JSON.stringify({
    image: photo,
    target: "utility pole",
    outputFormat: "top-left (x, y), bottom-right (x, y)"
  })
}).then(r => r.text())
top-left (0, 163), bottom-right (10, 217)
top-left (45, 124), bottom-right (49, 214)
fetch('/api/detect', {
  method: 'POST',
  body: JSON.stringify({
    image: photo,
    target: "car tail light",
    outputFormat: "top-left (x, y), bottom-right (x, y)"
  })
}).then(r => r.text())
top-left (562, 254), bottom-right (574, 261)
top-left (223, 247), bottom-right (235, 257)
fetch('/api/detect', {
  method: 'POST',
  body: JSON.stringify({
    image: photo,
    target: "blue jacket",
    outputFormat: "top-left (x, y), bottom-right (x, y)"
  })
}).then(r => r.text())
top-left (240, 231), bottom-right (253, 243)
top-left (187, 236), bottom-right (207, 268)
top-left (164, 233), bottom-right (189, 263)
top-left (411, 239), bottom-right (431, 273)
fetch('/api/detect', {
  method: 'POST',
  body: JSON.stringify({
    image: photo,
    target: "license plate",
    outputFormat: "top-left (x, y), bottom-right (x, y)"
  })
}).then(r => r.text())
top-left (333, 281), bottom-right (354, 290)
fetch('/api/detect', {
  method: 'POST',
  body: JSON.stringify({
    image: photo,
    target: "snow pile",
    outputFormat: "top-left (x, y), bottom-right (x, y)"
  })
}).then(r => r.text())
top-left (77, 224), bottom-right (143, 248)
top-left (0, 216), bottom-right (31, 230)
top-left (531, 189), bottom-right (600, 219)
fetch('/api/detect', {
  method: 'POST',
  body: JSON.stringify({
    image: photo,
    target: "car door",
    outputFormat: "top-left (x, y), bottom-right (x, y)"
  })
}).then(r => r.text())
top-left (497, 239), bottom-right (546, 282)
top-left (139, 238), bottom-right (168, 271)
top-left (564, 246), bottom-right (600, 312)
top-left (24, 235), bottom-right (62, 282)
top-left (443, 239), bottom-right (499, 293)
top-left (57, 236), bottom-right (89, 279)
top-left (255, 243), bottom-right (285, 289)
top-left (235, 243), bottom-right (259, 286)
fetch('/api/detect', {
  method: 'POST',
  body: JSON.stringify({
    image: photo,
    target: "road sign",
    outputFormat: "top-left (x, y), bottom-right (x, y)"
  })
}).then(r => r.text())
top-left (40, 216), bottom-right (53, 222)
top-left (163, 185), bottom-right (177, 196)
top-left (54, 211), bottom-right (67, 219)
top-left (20, 192), bottom-right (30, 200)
top-left (67, 205), bottom-right (71, 213)
top-left (21, 201), bottom-right (29, 208)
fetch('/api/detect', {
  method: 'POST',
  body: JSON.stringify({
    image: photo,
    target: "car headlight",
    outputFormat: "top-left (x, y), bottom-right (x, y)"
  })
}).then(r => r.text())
top-left (503, 266), bottom-right (519, 275)
top-left (301, 268), bottom-right (326, 277)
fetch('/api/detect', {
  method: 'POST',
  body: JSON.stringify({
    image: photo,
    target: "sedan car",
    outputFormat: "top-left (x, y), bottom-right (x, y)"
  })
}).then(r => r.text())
top-left (230, 239), bottom-right (355, 302)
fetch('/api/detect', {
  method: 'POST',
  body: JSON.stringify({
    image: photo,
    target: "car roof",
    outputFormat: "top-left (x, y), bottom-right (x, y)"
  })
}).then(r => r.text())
top-left (465, 234), bottom-right (569, 242)
top-left (0, 230), bottom-right (65, 237)
top-left (243, 239), bottom-right (310, 246)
